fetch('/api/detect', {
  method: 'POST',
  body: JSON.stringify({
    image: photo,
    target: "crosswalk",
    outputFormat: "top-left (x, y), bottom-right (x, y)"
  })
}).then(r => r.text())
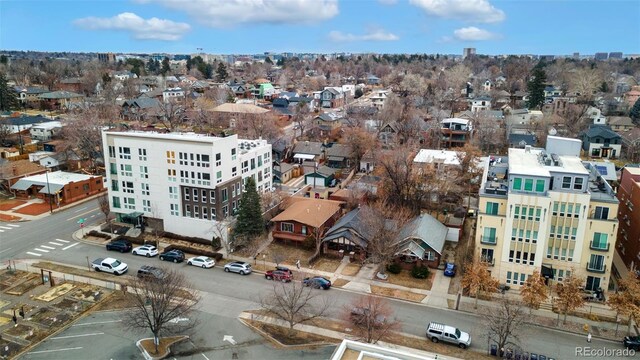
top-left (0, 224), bottom-right (20, 232)
top-left (26, 239), bottom-right (78, 257)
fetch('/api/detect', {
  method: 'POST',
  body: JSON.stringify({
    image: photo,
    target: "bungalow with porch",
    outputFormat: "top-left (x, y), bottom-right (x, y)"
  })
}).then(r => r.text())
top-left (393, 213), bottom-right (448, 269)
top-left (271, 198), bottom-right (343, 245)
top-left (321, 208), bottom-right (369, 261)
top-left (325, 143), bottom-right (352, 169)
top-left (10, 171), bottom-right (103, 205)
top-left (38, 91), bottom-right (84, 110)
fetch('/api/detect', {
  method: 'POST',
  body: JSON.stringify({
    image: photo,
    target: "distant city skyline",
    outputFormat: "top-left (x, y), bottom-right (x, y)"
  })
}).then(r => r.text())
top-left (1, 0), bottom-right (639, 55)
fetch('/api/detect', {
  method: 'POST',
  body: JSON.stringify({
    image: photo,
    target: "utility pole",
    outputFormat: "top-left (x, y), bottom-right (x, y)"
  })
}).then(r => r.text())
top-left (45, 170), bottom-right (53, 214)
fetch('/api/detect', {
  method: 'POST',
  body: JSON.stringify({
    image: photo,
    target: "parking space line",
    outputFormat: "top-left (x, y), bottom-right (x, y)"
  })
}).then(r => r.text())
top-left (49, 242), bottom-right (63, 246)
top-left (0, 226), bottom-right (12, 230)
top-left (62, 242), bottom-right (79, 250)
top-left (56, 239), bottom-right (70, 243)
top-left (27, 347), bottom-right (83, 354)
top-left (73, 320), bottom-right (122, 326)
top-left (34, 248), bottom-right (49, 253)
top-left (41, 245), bottom-right (55, 250)
top-left (51, 332), bottom-right (104, 340)
top-left (0, 247), bottom-right (12, 254)
top-left (6, 224), bottom-right (19, 228)
top-left (202, 353), bottom-right (210, 360)
top-left (0, 230), bottom-right (4, 232)
top-left (26, 252), bottom-right (42, 257)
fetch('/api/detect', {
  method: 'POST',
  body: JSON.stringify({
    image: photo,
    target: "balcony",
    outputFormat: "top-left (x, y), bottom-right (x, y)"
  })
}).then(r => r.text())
top-left (589, 242), bottom-right (610, 252)
top-left (586, 263), bottom-right (606, 273)
top-left (480, 236), bottom-right (497, 245)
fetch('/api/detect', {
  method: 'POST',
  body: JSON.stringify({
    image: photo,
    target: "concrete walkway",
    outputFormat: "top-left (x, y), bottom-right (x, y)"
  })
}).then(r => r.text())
top-left (423, 270), bottom-right (451, 308)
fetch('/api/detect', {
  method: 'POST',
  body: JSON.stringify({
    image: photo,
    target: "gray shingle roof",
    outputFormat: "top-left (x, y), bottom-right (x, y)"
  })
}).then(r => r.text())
top-left (398, 214), bottom-right (448, 255)
top-left (1, 116), bottom-right (56, 127)
top-left (293, 141), bottom-right (323, 156)
top-left (583, 125), bottom-right (621, 140)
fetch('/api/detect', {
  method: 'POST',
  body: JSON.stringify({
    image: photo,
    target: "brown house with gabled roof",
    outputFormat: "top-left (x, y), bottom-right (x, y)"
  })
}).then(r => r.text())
top-left (0, 159), bottom-right (47, 193)
top-left (271, 197), bottom-right (344, 244)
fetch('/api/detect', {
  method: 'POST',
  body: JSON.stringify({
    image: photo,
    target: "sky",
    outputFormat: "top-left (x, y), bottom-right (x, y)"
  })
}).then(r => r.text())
top-left (1, 0), bottom-right (639, 56)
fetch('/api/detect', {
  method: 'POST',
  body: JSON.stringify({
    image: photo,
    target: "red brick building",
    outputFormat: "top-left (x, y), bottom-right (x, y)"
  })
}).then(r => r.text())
top-left (271, 198), bottom-right (343, 245)
top-left (616, 167), bottom-right (640, 274)
top-left (10, 171), bottom-right (104, 205)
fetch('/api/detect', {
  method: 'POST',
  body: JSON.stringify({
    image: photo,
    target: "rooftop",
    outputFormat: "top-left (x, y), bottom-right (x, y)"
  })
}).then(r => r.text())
top-left (413, 149), bottom-right (461, 166)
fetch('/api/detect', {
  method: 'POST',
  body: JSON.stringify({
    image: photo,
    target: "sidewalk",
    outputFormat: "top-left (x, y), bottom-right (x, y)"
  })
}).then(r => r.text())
top-left (0, 192), bottom-right (106, 222)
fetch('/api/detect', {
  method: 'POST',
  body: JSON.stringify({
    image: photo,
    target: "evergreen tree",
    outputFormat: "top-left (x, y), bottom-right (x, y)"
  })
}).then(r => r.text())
top-left (630, 98), bottom-right (640, 124)
top-left (216, 62), bottom-right (229, 82)
top-left (233, 177), bottom-right (263, 239)
top-left (526, 63), bottom-right (547, 110)
top-left (161, 57), bottom-right (171, 75)
top-left (599, 81), bottom-right (609, 93)
top-left (0, 73), bottom-right (20, 112)
top-left (264, 57), bottom-right (273, 65)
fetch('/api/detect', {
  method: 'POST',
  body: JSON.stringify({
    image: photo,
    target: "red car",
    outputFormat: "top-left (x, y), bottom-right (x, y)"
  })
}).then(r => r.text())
top-left (265, 270), bottom-right (292, 282)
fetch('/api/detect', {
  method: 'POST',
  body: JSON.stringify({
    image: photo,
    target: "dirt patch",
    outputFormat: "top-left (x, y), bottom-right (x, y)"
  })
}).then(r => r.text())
top-left (386, 270), bottom-right (434, 290)
top-left (0, 270), bottom-right (32, 290)
top-left (139, 335), bottom-right (188, 357)
top-left (31, 261), bottom-right (127, 284)
top-left (332, 279), bottom-right (350, 288)
top-left (0, 200), bottom-right (24, 211)
top-left (5, 274), bottom-right (41, 295)
top-left (311, 258), bottom-right (341, 273)
top-left (0, 338), bottom-right (22, 358)
top-left (92, 291), bottom-right (137, 311)
top-left (34, 283), bottom-right (76, 302)
top-left (248, 320), bottom-right (338, 346)
top-left (370, 285), bottom-right (426, 303)
top-left (263, 242), bottom-right (315, 267)
top-left (68, 285), bottom-right (106, 302)
top-left (30, 307), bottom-right (70, 328)
top-left (3, 303), bottom-right (37, 317)
top-left (53, 298), bottom-right (85, 313)
top-left (14, 202), bottom-right (51, 215)
top-left (340, 263), bottom-right (361, 277)
top-left (0, 213), bottom-right (21, 221)
top-left (3, 323), bottom-right (40, 341)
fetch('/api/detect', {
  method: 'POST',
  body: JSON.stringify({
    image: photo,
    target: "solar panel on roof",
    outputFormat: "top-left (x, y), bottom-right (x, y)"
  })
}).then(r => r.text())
top-left (595, 165), bottom-right (608, 175)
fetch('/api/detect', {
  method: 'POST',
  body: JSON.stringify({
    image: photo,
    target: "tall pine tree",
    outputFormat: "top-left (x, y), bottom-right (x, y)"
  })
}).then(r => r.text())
top-left (216, 62), bottom-right (229, 82)
top-left (0, 73), bottom-right (20, 112)
top-left (526, 63), bottom-right (547, 110)
top-left (233, 177), bottom-right (263, 240)
top-left (630, 98), bottom-right (640, 125)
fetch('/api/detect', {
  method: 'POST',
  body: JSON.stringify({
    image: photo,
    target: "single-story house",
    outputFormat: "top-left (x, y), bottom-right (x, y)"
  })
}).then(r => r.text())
top-left (10, 171), bottom-right (104, 205)
top-left (0, 159), bottom-right (47, 192)
top-left (38, 91), bottom-right (84, 110)
top-left (271, 198), bottom-right (343, 244)
top-left (292, 141), bottom-right (324, 163)
top-left (305, 166), bottom-right (337, 188)
top-left (321, 208), bottom-right (369, 261)
top-left (0, 115), bottom-right (58, 134)
top-left (394, 213), bottom-right (448, 269)
top-left (274, 162), bottom-right (296, 184)
top-left (38, 151), bottom-right (82, 171)
top-left (608, 116), bottom-right (635, 133)
top-left (325, 143), bottom-right (352, 169)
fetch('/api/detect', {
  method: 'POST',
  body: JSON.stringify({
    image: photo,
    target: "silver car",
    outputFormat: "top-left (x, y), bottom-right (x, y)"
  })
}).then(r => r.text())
top-left (223, 261), bottom-right (252, 275)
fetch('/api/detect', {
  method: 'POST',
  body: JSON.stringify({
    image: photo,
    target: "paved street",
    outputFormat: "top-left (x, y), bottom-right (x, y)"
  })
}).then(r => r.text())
top-left (1, 206), bottom-right (633, 359)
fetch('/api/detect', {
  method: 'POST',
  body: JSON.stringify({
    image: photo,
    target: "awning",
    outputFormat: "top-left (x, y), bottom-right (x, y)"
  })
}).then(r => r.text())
top-left (327, 156), bottom-right (345, 162)
top-left (10, 179), bottom-right (33, 191)
top-left (39, 183), bottom-right (64, 195)
top-left (294, 153), bottom-right (316, 160)
top-left (541, 264), bottom-right (554, 279)
top-left (123, 211), bottom-right (144, 220)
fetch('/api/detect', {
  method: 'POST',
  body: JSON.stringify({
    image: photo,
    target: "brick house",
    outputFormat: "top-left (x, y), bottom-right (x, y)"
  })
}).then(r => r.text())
top-left (0, 159), bottom-right (47, 193)
top-left (271, 198), bottom-right (343, 244)
top-left (11, 171), bottom-right (104, 205)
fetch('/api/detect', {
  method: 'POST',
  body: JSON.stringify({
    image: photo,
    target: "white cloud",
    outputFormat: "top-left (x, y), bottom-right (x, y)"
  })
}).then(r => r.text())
top-left (135, 0), bottom-right (339, 28)
top-left (328, 28), bottom-right (399, 42)
top-left (453, 26), bottom-right (497, 41)
top-left (73, 12), bottom-right (190, 41)
top-left (409, 0), bottom-right (505, 23)
top-left (378, 0), bottom-right (398, 5)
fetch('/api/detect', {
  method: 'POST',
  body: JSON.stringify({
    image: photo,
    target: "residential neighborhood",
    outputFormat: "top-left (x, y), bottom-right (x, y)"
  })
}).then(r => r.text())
top-left (1, 1), bottom-right (640, 360)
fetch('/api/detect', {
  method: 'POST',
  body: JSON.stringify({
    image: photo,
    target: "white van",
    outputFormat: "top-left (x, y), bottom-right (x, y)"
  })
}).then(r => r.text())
top-left (426, 322), bottom-right (471, 349)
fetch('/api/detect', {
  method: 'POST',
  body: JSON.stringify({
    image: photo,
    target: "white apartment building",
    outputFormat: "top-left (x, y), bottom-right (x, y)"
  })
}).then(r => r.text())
top-left (475, 136), bottom-right (618, 293)
top-left (102, 130), bottom-right (272, 239)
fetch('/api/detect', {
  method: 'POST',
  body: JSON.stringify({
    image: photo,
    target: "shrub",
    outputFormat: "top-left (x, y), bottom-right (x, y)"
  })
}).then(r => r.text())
top-left (87, 230), bottom-right (111, 239)
top-left (387, 263), bottom-right (402, 274)
top-left (411, 265), bottom-right (430, 279)
top-left (163, 244), bottom-right (223, 261)
top-left (113, 235), bottom-right (145, 245)
top-left (160, 231), bottom-right (211, 246)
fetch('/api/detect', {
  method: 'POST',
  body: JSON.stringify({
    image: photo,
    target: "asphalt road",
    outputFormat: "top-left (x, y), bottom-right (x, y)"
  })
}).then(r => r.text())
top-left (1, 203), bottom-right (633, 360)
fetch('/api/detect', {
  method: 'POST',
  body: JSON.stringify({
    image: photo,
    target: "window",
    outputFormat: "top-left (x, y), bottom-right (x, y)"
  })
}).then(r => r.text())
top-left (166, 151), bottom-right (175, 164)
top-left (221, 189), bottom-right (228, 203)
top-left (141, 183), bottom-right (150, 196)
top-left (232, 166), bottom-right (237, 177)
top-left (535, 208), bottom-right (541, 221)
top-left (485, 202), bottom-right (499, 215)
top-left (550, 225), bottom-right (555, 235)
top-left (216, 153), bottom-right (222, 166)
top-left (210, 191), bottom-right (216, 204)
top-left (588, 254), bottom-right (605, 271)
top-left (170, 204), bottom-right (179, 216)
top-left (184, 188), bottom-right (190, 201)
top-left (301, 226), bottom-right (307, 235)
top-left (567, 204), bottom-right (573, 215)
top-left (481, 248), bottom-right (494, 263)
top-left (515, 251), bottom-right (521, 263)
top-left (120, 164), bottom-right (132, 177)
top-left (560, 203), bottom-right (566, 216)
top-left (194, 205), bottom-right (199, 218)
top-left (592, 233), bottom-right (608, 250)
top-left (251, 158), bottom-right (256, 170)
top-left (281, 223), bottom-right (294, 232)
top-left (520, 206), bottom-right (527, 220)
top-left (532, 231), bottom-right (538, 244)
top-left (231, 148), bottom-right (236, 160)
top-left (185, 204), bottom-right (191, 217)
top-left (111, 180), bottom-right (119, 191)
top-left (201, 191), bottom-right (207, 203)
top-left (535, 180), bottom-right (545, 192)
top-left (593, 206), bottom-right (609, 220)
top-left (139, 166), bottom-right (149, 179)
top-left (509, 250), bottom-right (514, 262)
top-left (553, 202), bottom-right (558, 215)
top-left (119, 147), bottom-right (131, 159)
top-left (573, 177), bottom-right (583, 190)
top-left (561, 248), bottom-right (567, 261)
top-left (122, 181), bottom-right (134, 193)
top-left (562, 176), bottom-right (572, 189)
top-left (142, 199), bottom-right (151, 212)
top-left (529, 253), bottom-right (535, 265)
top-left (138, 148), bottom-right (147, 161)
top-left (110, 162), bottom-right (117, 175)
top-left (514, 206), bottom-right (520, 218)
top-left (528, 207), bottom-right (534, 220)
top-left (482, 227), bottom-right (496, 244)
top-left (547, 246), bottom-right (552, 259)
top-left (513, 177), bottom-right (522, 190)
top-left (169, 186), bottom-right (178, 199)
top-left (112, 196), bottom-right (121, 208)
top-left (124, 197), bottom-right (135, 210)
top-left (222, 205), bottom-right (228, 217)
top-left (506, 271), bottom-right (512, 284)
top-left (524, 179), bottom-right (533, 191)
top-left (216, 171), bottom-right (222, 184)
top-left (202, 207), bottom-right (208, 220)
top-left (258, 155), bottom-right (263, 167)
top-left (108, 146), bottom-right (115, 158)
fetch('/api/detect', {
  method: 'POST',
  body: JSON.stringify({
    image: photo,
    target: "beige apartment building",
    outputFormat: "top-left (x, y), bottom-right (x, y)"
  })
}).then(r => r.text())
top-left (475, 136), bottom-right (618, 292)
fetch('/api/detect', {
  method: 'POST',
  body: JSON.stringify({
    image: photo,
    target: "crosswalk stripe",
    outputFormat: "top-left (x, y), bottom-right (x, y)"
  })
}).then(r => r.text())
top-left (0, 226), bottom-right (11, 230)
top-left (62, 242), bottom-right (80, 251)
top-left (34, 248), bottom-right (50, 253)
top-left (0, 230), bottom-right (4, 232)
top-left (6, 224), bottom-right (19, 228)
top-left (55, 239), bottom-right (70, 243)
top-left (49, 242), bottom-right (63, 246)
top-left (26, 252), bottom-right (42, 257)
top-left (41, 245), bottom-right (55, 249)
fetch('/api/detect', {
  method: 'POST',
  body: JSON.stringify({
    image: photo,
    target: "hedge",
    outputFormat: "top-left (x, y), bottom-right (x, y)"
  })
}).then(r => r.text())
top-left (411, 265), bottom-right (430, 279)
top-left (87, 230), bottom-right (111, 239)
top-left (163, 244), bottom-right (224, 261)
top-left (159, 231), bottom-right (212, 246)
top-left (387, 263), bottom-right (402, 274)
top-left (113, 235), bottom-right (146, 245)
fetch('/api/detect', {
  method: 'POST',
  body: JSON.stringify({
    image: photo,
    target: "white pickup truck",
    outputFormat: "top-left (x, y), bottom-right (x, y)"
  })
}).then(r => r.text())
top-left (92, 257), bottom-right (128, 275)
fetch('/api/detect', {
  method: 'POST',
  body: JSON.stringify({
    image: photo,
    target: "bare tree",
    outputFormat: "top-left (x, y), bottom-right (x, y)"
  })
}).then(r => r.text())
top-left (291, 101), bottom-right (311, 138)
top-left (259, 282), bottom-right (331, 335)
top-left (461, 258), bottom-right (499, 309)
top-left (555, 272), bottom-right (585, 324)
top-left (157, 101), bottom-right (186, 132)
top-left (483, 297), bottom-right (529, 354)
top-left (344, 295), bottom-right (400, 344)
top-left (455, 144), bottom-right (483, 209)
top-left (377, 143), bottom-right (424, 212)
top-left (235, 112), bottom-right (283, 143)
top-left (608, 272), bottom-right (640, 335)
top-left (124, 267), bottom-right (200, 354)
top-left (97, 193), bottom-right (113, 234)
top-left (209, 219), bottom-right (232, 254)
top-left (520, 271), bottom-right (548, 312)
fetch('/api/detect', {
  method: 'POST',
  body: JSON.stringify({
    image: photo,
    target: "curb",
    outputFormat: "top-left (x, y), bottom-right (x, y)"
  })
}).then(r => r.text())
top-left (135, 335), bottom-right (189, 360)
top-left (238, 316), bottom-right (338, 350)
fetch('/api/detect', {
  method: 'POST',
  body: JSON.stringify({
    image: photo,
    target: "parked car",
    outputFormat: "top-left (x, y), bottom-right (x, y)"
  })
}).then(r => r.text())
top-left (159, 249), bottom-right (185, 263)
top-left (624, 335), bottom-right (640, 350)
top-left (224, 261), bottom-right (252, 275)
top-left (105, 239), bottom-right (132, 253)
top-left (187, 256), bottom-right (215, 269)
top-left (137, 265), bottom-right (167, 280)
top-left (303, 276), bottom-right (331, 289)
top-left (92, 257), bottom-right (128, 275)
top-left (275, 266), bottom-right (293, 275)
top-left (426, 322), bottom-right (471, 349)
top-left (444, 263), bottom-right (456, 277)
top-left (350, 307), bottom-right (387, 327)
top-left (265, 270), bottom-right (292, 282)
top-left (132, 245), bottom-right (159, 258)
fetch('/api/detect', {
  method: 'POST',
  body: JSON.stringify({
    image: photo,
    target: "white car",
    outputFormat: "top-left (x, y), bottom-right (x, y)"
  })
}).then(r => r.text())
top-left (132, 245), bottom-right (159, 258)
top-left (187, 256), bottom-right (216, 269)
